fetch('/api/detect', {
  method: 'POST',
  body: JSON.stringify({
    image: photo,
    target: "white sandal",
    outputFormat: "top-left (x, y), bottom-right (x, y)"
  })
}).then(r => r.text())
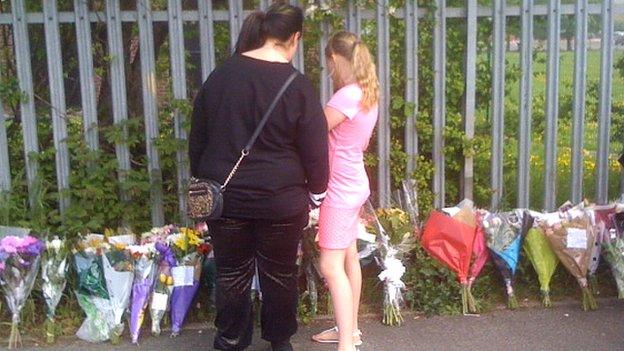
top-left (311, 326), bottom-right (363, 346)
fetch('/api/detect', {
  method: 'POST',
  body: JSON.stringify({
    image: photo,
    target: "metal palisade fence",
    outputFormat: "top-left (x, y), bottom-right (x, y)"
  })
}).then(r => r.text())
top-left (0, 0), bottom-right (622, 226)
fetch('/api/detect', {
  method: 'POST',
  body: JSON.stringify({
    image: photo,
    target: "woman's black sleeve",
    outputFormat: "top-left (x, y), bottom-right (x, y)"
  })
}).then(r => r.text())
top-left (296, 78), bottom-right (329, 194)
top-left (189, 85), bottom-right (208, 178)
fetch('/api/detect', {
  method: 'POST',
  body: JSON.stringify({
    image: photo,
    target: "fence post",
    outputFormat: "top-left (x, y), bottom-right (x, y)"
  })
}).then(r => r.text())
top-left (43, 0), bottom-right (71, 215)
top-left (544, 0), bottom-right (561, 211)
top-left (106, 0), bottom-right (132, 202)
top-left (347, 0), bottom-right (362, 36)
top-left (433, 0), bottom-right (446, 209)
top-left (571, 0), bottom-right (588, 204)
top-left (405, 0), bottom-right (419, 177)
top-left (10, 0), bottom-right (39, 209)
top-left (491, 0), bottom-right (506, 211)
top-left (377, 0), bottom-right (391, 207)
top-left (0, 90), bottom-right (9, 192)
top-left (137, 0), bottom-right (165, 226)
top-left (74, 0), bottom-right (99, 152)
top-left (462, 0), bottom-right (478, 201)
top-left (198, 0), bottom-right (216, 81)
top-left (291, 0), bottom-right (305, 73)
top-left (319, 20), bottom-right (332, 105)
top-left (168, 0), bottom-right (190, 223)
top-left (228, 0), bottom-right (244, 53)
top-left (518, 0), bottom-right (534, 209)
top-left (597, 0), bottom-right (614, 205)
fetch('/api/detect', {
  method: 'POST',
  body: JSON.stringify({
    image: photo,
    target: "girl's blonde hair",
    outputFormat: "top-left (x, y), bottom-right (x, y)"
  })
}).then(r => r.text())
top-left (325, 31), bottom-right (379, 110)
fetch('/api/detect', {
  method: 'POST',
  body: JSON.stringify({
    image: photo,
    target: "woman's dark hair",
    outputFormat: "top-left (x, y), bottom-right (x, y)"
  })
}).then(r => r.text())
top-left (234, 3), bottom-right (304, 54)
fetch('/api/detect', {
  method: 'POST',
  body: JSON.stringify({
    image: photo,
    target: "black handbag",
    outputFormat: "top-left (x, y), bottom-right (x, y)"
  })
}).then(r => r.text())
top-left (187, 71), bottom-right (299, 221)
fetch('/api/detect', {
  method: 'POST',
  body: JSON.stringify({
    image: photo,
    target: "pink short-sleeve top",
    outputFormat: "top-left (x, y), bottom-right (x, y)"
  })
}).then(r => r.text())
top-left (323, 83), bottom-right (378, 209)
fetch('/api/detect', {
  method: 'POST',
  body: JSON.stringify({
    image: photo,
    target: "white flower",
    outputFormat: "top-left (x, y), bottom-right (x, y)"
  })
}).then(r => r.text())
top-left (47, 236), bottom-right (63, 252)
top-left (320, 2), bottom-right (330, 11)
top-left (388, 6), bottom-right (396, 16)
top-left (305, 4), bottom-right (318, 16)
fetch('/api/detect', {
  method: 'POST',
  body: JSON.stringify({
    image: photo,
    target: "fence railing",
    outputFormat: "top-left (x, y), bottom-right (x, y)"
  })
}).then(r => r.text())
top-left (0, 0), bottom-right (622, 226)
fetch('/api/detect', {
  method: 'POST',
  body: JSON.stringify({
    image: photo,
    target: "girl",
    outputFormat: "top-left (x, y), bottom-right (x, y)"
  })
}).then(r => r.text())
top-left (312, 31), bottom-right (379, 351)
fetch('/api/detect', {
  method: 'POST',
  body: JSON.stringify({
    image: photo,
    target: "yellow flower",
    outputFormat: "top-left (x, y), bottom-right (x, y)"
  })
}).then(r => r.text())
top-left (113, 242), bottom-right (127, 251)
top-left (182, 227), bottom-right (202, 247)
top-left (174, 235), bottom-right (188, 251)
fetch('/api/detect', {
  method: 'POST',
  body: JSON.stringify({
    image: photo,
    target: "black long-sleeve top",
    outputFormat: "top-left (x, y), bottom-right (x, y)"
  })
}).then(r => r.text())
top-left (189, 54), bottom-right (329, 220)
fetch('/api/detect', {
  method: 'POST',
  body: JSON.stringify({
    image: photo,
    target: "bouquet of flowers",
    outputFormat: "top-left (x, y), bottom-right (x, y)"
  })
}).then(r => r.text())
top-left (41, 236), bottom-right (69, 343)
top-left (0, 232), bottom-right (45, 349)
top-left (299, 209), bottom-right (323, 318)
top-left (366, 202), bottom-right (416, 326)
top-left (523, 227), bottom-right (559, 307)
top-left (441, 201), bottom-right (484, 314)
top-left (541, 215), bottom-right (598, 311)
top-left (74, 234), bottom-right (114, 343)
top-left (141, 225), bottom-right (175, 244)
top-left (482, 209), bottom-right (533, 309)
top-left (101, 230), bottom-right (135, 343)
top-left (167, 227), bottom-right (210, 336)
top-left (422, 206), bottom-right (477, 315)
top-left (150, 241), bottom-right (175, 336)
top-left (128, 242), bottom-right (158, 344)
top-left (602, 227), bottom-right (624, 299)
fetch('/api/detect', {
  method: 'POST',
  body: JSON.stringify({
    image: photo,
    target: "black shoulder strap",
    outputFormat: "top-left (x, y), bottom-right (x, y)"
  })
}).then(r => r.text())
top-left (220, 71), bottom-right (299, 190)
top-left (243, 71), bottom-right (299, 153)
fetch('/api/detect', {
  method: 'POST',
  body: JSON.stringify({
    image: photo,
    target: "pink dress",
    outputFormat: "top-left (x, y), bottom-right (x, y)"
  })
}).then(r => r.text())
top-left (318, 84), bottom-right (378, 250)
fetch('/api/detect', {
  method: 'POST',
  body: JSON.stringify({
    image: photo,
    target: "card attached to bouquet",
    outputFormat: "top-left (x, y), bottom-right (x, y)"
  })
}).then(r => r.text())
top-left (172, 266), bottom-right (195, 287)
top-left (566, 228), bottom-right (588, 249)
top-left (152, 292), bottom-right (169, 311)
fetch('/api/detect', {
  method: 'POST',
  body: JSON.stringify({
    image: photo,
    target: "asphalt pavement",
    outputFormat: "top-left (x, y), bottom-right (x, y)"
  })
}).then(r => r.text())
top-left (19, 298), bottom-right (624, 351)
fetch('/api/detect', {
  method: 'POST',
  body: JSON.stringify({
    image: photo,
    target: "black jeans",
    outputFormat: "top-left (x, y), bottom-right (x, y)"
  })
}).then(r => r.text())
top-left (210, 212), bottom-right (307, 351)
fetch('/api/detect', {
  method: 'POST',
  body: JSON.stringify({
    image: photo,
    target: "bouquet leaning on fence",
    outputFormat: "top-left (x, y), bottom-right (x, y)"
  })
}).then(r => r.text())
top-left (128, 242), bottom-right (158, 344)
top-left (150, 241), bottom-right (175, 336)
top-left (422, 206), bottom-right (477, 315)
top-left (0, 233), bottom-right (45, 349)
top-left (41, 236), bottom-right (69, 343)
top-left (601, 207), bottom-right (624, 299)
top-left (482, 209), bottom-right (532, 310)
top-left (168, 227), bottom-right (210, 336)
top-left (540, 214), bottom-right (598, 311)
top-left (523, 227), bottom-right (559, 307)
top-left (364, 202), bottom-right (416, 326)
top-left (102, 232), bottom-right (135, 344)
top-left (74, 234), bottom-right (114, 343)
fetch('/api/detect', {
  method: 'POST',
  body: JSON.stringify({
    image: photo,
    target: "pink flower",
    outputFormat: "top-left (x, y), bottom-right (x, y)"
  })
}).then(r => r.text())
top-left (0, 236), bottom-right (20, 253)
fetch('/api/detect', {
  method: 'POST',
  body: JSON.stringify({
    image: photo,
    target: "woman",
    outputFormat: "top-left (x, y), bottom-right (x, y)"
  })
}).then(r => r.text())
top-left (312, 31), bottom-right (379, 351)
top-left (188, 4), bottom-right (328, 351)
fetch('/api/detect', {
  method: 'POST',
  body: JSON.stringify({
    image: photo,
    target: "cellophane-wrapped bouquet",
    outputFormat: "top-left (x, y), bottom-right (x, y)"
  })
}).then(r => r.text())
top-left (0, 234), bottom-right (45, 349)
top-left (41, 236), bottom-right (69, 344)
top-left (167, 227), bottom-right (211, 336)
top-left (102, 230), bottom-right (135, 344)
top-left (539, 212), bottom-right (598, 311)
top-left (127, 242), bottom-right (158, 344)
top-left (601, 205), bottom-right (624, 299)
top-left (74, 234), bottom-right (114, 343)
top-left (365, 202), bottom-right (416, 326)
top-left (150, 240), bottom-right (175, 336)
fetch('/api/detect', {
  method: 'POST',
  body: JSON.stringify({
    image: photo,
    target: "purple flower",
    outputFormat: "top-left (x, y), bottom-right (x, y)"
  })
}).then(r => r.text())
top-left (155, 242), bottom-right (177, 267)
top-left (20, 239), bottom-right (45, 256)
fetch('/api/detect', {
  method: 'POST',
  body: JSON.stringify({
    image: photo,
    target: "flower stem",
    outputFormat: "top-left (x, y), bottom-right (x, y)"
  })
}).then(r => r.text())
top-left (541, 290), bottom-right (552, 308)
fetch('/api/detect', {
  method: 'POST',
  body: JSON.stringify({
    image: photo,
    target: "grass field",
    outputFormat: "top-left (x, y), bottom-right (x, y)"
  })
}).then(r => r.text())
top-left (502, 49), bottom-right (624, 206)
top-left (506, 49), bottom-right (624, 107)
